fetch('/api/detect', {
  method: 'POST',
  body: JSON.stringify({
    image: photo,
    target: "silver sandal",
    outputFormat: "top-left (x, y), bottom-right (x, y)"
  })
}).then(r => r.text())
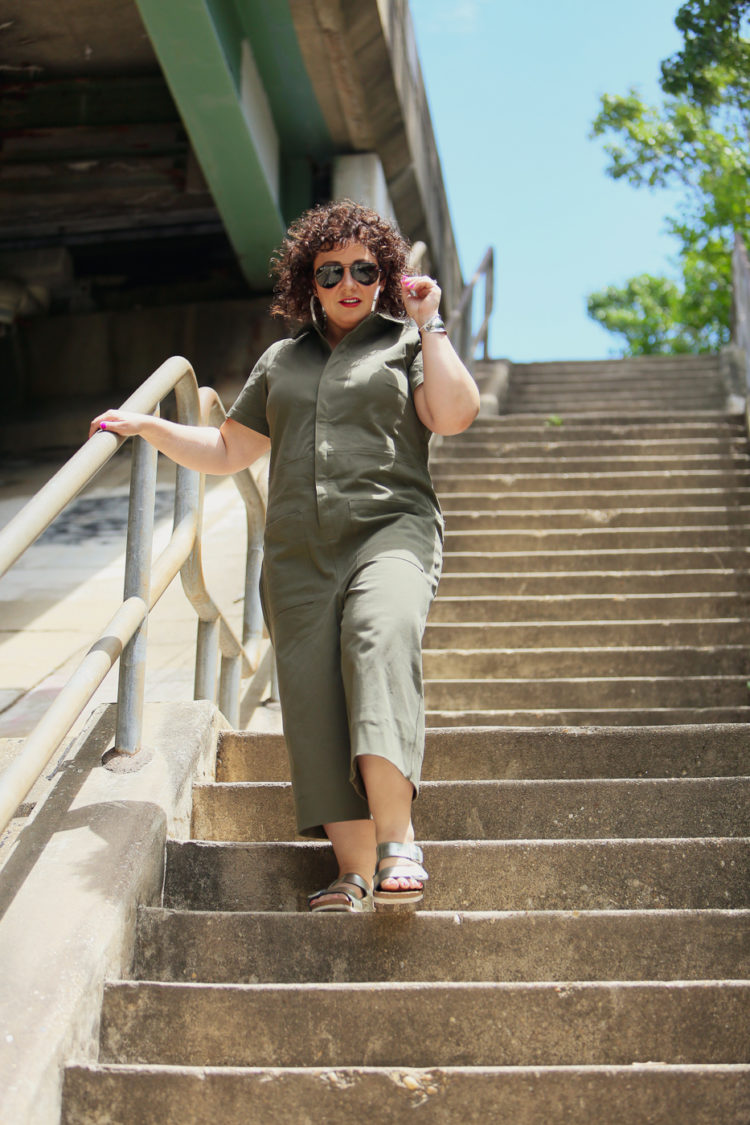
top-left (373, 842), bottom-right (429, 905)
top-left (308, 872), bottom-right (374, 913)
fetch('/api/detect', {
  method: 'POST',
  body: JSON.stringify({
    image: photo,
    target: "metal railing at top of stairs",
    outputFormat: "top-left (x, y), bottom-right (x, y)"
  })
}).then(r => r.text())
top-left (0, 356), bottom-right (267, 837)
top-left (732, 231), bottom-right (750, 400)
top-left (446, 246), bottom-right (494, 368)
top-left (409, 241), bottom-right (494, 369)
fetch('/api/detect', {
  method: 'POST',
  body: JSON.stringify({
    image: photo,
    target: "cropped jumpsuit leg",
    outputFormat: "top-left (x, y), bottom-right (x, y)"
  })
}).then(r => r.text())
top-left (229, 314), bottom-right (443, 839)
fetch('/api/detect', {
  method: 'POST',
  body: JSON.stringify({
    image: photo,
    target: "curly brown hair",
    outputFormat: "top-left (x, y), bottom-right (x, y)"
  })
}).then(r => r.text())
top-left (270, 199), bottom-right (412, 323)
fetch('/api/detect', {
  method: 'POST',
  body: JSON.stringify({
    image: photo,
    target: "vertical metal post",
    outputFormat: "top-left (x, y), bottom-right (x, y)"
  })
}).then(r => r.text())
top-left (194, 616), bottom-right (220, 700)
top-left (219, 653), bottom-right (241, 728)
top-left (270, 649), bottom-right (280, 702)
top-left (242, 539), bottom-right (264, 649)
top-left (115, 435), bottom-right (158, 754)
top-left (484, 251), bottom-right (494, 360)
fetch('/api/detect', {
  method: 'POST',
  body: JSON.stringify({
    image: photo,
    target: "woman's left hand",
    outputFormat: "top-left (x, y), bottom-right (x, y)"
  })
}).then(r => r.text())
top-left (401, 274), bottom-right (441, 327)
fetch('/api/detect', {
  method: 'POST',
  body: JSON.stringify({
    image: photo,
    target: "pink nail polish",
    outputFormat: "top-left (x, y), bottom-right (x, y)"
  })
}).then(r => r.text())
top-left (99, 422), bottom-right (107, 431)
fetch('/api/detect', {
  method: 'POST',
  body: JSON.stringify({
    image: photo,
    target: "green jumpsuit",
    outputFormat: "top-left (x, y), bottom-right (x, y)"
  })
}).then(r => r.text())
top-left (228, 311), bottom-right (443, 838)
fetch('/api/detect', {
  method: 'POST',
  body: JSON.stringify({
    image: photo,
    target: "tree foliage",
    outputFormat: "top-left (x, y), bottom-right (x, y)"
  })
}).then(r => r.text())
top-left (587, 0), bottom-right (750, 355)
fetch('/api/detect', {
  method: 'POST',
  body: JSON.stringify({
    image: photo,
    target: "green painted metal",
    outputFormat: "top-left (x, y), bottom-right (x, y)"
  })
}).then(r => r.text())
top-left (227, 0), bottom-right (334, 157)
top-left (133, 0), bottom-right (331, 287)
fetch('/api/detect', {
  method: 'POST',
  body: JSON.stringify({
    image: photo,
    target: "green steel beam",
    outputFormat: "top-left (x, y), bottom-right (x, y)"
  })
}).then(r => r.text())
top-left (134, 0), bottom-right (316, 288)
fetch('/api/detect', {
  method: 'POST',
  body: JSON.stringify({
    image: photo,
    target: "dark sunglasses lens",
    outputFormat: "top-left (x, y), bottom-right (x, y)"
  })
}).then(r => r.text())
top-left (314, 261), bottom-right (380, 287)
top-left (350, 261), bottom-right (379, 285)
top-left (315, 263), bottom-right (344, 288)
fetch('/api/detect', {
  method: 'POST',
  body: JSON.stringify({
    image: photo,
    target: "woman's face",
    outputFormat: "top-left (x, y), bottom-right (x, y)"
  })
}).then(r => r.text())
top-left (312, 242), bottom-right (381, 343)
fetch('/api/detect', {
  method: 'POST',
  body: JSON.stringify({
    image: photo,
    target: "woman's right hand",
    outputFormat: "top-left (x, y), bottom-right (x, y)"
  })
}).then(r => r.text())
top-left (89, 409), bottom-right (151, 440)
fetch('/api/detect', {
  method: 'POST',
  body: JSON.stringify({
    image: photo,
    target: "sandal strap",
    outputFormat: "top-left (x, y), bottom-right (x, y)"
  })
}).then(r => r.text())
top-left (375, 861), bottom-right (428, 886)
top-left (337, 872), bottom-right (371, 896)
top-left (307, 872), bottom-right (371, 906)
top-left (376, 841), bottom-right (424, 865)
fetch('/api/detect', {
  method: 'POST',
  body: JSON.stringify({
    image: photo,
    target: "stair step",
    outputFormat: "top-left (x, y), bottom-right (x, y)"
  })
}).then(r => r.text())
top-left (483, 412), bottom-right (736, 425)
top-left (423, 645), bottom-right (750, 677)
top-left (424, 677), bottom-right (750, 711)
top-left (61, 1062), bottom-right (750, 1125)
top-left (216, 725), bottom-right (750, 783)
top-left (434, 456), bottom-right (749, 474)
top-left (96, 979), bottom-right (750, 1068)
top-left (435, 472), bottom-right (750, 493)
top-left (503, 401), bottom-right (728, 414)
top-left (441, 421), bottom-right (744, 442)
top-left (438, 549), bottom-right (750, 573)
top-left (190, 778), bottom-right (750, 843)
top-left (437, 439), bottom-right (748, 457)
top-left (424, 619), bottom-right (750, 648)
top-left (429, 592), bottom-right (750, 621)
top-left (134, 907), bottom-right (750, 984)
top-left (443, 527), bottom-right (750, 549)
top-left (441, 508), bottom-right (750, 529)
top-left (439, 489), bottom-right (750, 510)
top-left (437, 572), bottom-right (750, 595)
top-left (426, 706), bottom-right (750, 727)
top-left (163, 838), bottom-right (750, 912)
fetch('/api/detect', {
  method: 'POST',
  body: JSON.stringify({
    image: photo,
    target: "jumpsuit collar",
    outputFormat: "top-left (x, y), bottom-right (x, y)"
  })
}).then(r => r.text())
top-left (296, 310), bottom-right (412, 351)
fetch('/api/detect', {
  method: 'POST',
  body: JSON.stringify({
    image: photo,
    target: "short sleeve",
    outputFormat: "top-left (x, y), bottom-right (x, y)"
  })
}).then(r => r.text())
top-left (406, 332), bottom-right (424, 393)
top-left (226, 347), bottom-right (276, 436)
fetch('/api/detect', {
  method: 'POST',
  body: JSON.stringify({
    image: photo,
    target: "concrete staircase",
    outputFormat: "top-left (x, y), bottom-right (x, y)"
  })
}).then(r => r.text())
top-left (62, 355), bottom-right (750, 1122)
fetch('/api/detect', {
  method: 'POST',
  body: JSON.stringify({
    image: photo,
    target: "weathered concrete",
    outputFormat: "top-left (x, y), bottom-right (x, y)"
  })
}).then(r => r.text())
top-left (440, 506), bottom-right (750, 528)
top-left (0, 699), bottom-right (227, 1125)
top-left (216, 725), bottom-right (750, 783)
top-left (438, 488), bottom-right (750, 510)
top-left (134, 907), bottom-right (750, 984)
top-left (163, 838), bottom-right (750, 913)
top-left (440, 526), bottom-right (750, 548)
top-left (60, 1063), bottom-right (750, 1125)
top-left (438, 547), bottom-right (750, 571)
top-left (424, 619), bottom-right (750, 648)
top-left (97, 979), bottom-right (750, 1068)
top-left (425, 705), bottom-right (750, 727)
top-left (438, 571), bottom-right (750, 596)
top-left (424, 675), bottom-right (750, 710)
top-left (429, 592), bottom-right (750, 621)
top-left (435, 454), bottom-right (749, 474)
top-left (434, 470), bottom-right (750, 492)
top-left (191, 776), bottom-right (750, 843)
top-left (424, 644), bottom-right (750, 677)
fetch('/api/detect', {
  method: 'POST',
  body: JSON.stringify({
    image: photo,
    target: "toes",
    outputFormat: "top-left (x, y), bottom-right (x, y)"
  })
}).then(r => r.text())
top-left (381, 876), bottom-right (422, 891)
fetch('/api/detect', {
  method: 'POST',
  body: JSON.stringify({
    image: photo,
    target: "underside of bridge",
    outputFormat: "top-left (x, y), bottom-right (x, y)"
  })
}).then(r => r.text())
top-left (0, 0), bottom-right (462, 449)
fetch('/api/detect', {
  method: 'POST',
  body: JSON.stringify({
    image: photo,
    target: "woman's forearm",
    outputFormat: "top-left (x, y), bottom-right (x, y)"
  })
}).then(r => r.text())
top-left (416, 333), bottom-right (481, 435)
top-left (89, 410), bottom-right (270, 474)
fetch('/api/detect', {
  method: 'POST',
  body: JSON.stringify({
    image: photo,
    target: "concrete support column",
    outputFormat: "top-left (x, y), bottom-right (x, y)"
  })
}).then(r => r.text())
top-left (332, 154), bottom-right (396, 223)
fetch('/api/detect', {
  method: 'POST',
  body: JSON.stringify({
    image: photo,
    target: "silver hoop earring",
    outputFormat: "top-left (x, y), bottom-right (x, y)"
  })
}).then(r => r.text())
top-left (310, 294), bottom-right (327, 331)
top-left (371, 284), bottom-right (381, 313)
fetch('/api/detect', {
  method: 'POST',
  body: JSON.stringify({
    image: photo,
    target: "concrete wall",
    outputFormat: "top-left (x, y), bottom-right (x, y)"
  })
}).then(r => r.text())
top-left (0, 700), bottom-right (228, 1125)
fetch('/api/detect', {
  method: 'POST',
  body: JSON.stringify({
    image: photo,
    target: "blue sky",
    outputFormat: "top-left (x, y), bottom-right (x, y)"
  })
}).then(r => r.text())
top-left (409, 0), bottom-right (688, 361)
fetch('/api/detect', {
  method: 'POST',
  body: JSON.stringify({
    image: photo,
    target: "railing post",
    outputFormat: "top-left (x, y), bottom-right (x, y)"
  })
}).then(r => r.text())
top-left (219, 654), bottom-right (241, 727)
top-left (109, 433), bottom-right (158, 763)
top-left (242, 535), bottom-right (264, 652)
top-left (195, 617), bottom-right (220, 700)
top-left (484, 250), bottom-right (494, 359)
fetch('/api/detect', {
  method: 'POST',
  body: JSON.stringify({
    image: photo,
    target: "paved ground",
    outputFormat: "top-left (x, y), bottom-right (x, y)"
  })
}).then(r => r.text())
top-left (0, 445), bottom-right (283, 766)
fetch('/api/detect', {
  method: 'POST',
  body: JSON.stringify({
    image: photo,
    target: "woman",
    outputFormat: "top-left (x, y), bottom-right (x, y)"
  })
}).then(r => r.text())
top-left (90, 200), bottom-right (480, 912)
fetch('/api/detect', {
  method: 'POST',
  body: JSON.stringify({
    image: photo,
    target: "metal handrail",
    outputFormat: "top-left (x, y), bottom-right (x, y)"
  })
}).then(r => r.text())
top-left (732, 232), bottom-right (750, 398)
top-left (446, 246), bottom-right (494, 368)
top-left (0, 356), bottom-right (266, 835)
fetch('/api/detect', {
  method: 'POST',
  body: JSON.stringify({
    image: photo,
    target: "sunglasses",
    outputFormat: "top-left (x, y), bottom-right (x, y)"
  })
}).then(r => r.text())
top-left (314, 260), bottom-right (380, 288)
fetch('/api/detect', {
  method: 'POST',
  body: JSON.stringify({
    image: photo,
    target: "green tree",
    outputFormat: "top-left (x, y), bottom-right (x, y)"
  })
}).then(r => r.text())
top-left (587, 0), bottom-right (750, 355)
